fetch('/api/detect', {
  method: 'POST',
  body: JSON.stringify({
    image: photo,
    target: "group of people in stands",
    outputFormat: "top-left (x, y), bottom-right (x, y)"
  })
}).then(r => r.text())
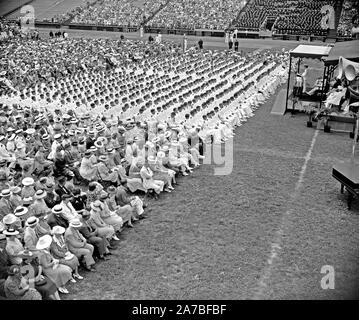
top-left (337, 0), bottom-right (359, 37)
top-left (147, 0), bottom-right (245, 30)
top-left (0, 17), bottom-right (288, 299)
top-left (232, 0), bottom-right (337, 36)
top-left (69, 0), bottom-right (168, 27)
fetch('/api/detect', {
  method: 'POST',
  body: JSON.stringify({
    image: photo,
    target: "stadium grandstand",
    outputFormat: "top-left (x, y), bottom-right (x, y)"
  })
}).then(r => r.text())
top-left (1, 0), bottom-right (358, 39)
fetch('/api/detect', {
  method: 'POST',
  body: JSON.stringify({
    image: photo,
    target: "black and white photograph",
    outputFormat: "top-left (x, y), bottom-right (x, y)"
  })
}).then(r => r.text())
top-left (0, 0), bottom-right (359, 307)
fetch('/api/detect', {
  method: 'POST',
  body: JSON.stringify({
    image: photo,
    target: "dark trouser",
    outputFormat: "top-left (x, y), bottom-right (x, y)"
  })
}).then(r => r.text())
top-left (0, 279), bottom-right (5, 298)
top-left (87, 236), bottom-right (108, 257)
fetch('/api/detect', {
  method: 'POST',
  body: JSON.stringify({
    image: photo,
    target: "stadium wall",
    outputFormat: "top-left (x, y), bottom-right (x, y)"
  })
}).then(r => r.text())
top-left (0, 0), bottom-right (34, 17)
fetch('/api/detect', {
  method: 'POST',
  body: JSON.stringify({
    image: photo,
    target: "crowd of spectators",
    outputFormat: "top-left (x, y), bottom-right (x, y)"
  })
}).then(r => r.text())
top-left (48, 0), bottom-right (99, 24)
top-left (69, 0), bottom-right (168, 27)
top-left (148, 0), bottom-right (246, 30)
top-left (0, 29), bottom-right (176, 91)
top-left (337, 0), bottom-right (359, 37)
top-left (0, 17), bottom-right (288, 299)
top-left (232, 0), bottom-right (336, 35)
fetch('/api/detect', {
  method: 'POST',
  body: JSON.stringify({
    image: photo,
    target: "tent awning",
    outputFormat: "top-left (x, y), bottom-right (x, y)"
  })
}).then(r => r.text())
top-left (290, 44), bottom-right (332, 59)
top-left (323, 40), bottom-right (359, 66)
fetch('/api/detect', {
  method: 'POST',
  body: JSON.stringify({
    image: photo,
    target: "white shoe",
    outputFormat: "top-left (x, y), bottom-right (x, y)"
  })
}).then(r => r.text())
top-left (112, 235), bottom-right (120, 241)
top-left (70, 278), bottom-right (77, 283)
top-left (73, 274), bottom-right (83, 280)
top-left (182, 172), bottom-right (188, 176)
top-left (59, 287), bottom-right (69, 294)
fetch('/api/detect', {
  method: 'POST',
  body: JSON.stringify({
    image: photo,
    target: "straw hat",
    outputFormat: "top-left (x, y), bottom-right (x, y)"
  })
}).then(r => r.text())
top-left (98, 155), bottom-right (108, 162)
top-left (3, 213), bottom-right (17, 225)
top-left (51, 225), bottom-right (65, 235)
top-left (69, 219), bottom-right (82, 228)
top-left (25, 128), bottom-right (36, 135)
top-left (34, 189), bottom-right (47, 200)
top-left (36, 234), bottom-right (53, 250)
top-left (22, 177), bottom-right (34, 186)
top-left (94, 140), bottom-right (104, 149)
top-left (18, 249), bottom-right (33, 258)
top-left (26, 216), bottom-right (39, 227)
top-left (14, 206), bottom-right (28, 217)
top-left (3, 228), bottom-right (19, 236)
top-left (1, 189), bottom-right (11, 197)
top-left (22, 197), bottom-right (33, 205)
top-left (64, 251), bottom-right (74, 260)
top-left (157, 151), bottom-right (165, 158)
top-left (164, 131), bottom-right (172, 138)
top-left (51, 205), bottom-right (63, 215)
top-left (8, 265), bottom-right (21, 276)
top-left (54, 133), bottom-right (62, 140)
top-left (107, 186), bottom-right (117, 194)
top-left (100, 192), bottom-right (108, 200)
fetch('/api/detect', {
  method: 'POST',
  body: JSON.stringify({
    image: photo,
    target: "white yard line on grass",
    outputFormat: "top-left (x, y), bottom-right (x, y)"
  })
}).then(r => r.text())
top-left (253, 129), bottom-right (319, 300)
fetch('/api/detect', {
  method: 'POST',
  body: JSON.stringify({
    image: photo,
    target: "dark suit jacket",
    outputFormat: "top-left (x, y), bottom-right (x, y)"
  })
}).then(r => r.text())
top-left (55, 184), bottom-right (71, 199)
top-left (0, 249), bottom-right (10, 280)
top-left (78, 221), bottom-right (96, 240)
top-left (71, 195), bottom-right (87, 211)
top-left (47, 213), bottom-right (69, 229)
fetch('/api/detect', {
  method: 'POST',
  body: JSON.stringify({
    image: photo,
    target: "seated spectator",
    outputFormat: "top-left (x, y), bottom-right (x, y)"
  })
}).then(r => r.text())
top-left (4, 265), bottom-right (42, 300)
top-left (90, 199), bottom-right (123, 234)
top-left (24, 217), bottom-right (42, 253)
top-left (101, 191), bottom-right (136, 227)
top-left (36, 234), bottom-right (73, 294)
top-left (64, 219), bottom-right (96, 272)
top-left (50, 225), bottom-right (83, 281)
top-left (32, 189), bottom-right (52, 217)
top-left (110, 184), bottom-right (146, 219)
top-left (20, 249), bottom-right (60, 300)
top-left (55, 176), bottom-right (73, 199)
top-left (78, 210), bottom-right (112, 260)
top-left (140, 159), bottom-right (164, 196)
top-left (4, 228), bottom-right (24, 265)
top-left (0, 228), bottom-right (11, 283)
top-left (58, 194), bottom-right (80, 222)
top-left (71, 188), bottom-right (87, 211)
top-left (47, 205), bottom-right (69, 229)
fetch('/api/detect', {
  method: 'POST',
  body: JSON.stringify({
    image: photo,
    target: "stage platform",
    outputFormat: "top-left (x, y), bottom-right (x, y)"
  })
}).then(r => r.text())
top-left (315, 114), bottom-right (355, 133)
top-left (332, 162), bottom-right (359, 209)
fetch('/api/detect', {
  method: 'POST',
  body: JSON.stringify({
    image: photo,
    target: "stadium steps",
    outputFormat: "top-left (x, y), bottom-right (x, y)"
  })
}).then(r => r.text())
top-left (334, 0), bottom-right (345, 31)
top-left (143, 0), bottom-right (171, 27)
top-left (228, 0), bottom-right (252, 29)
